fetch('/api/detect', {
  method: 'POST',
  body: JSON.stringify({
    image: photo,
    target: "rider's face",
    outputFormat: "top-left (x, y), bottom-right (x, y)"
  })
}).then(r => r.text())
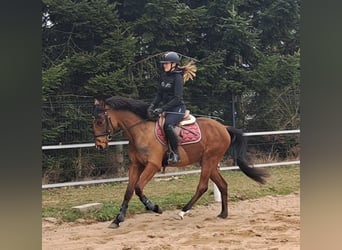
top-left (162, 62), bottom-right (175, 72)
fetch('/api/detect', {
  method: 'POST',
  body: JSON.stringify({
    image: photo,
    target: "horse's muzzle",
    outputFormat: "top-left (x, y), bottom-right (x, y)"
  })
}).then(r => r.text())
top-left (95, 139), bottom-right (109, 150)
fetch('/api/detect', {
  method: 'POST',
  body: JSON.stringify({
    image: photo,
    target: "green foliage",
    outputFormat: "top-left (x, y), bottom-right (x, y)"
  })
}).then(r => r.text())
top-left (42, 0), bottom-right (137, 97)
top-left (42, 0), bottom-right (122, 66)
top-left (42, 96), bottom-right (93, 144)
top-left (133, 0), bottom-right (207, 54)
top-left (42, 63), bottom-right (67, 99)
top-left (93, 203), bottom-right (121, 222)
top-left (243, 51), bottom-right (300, 131)
top-left (258, 0), bottom-right (300, 54)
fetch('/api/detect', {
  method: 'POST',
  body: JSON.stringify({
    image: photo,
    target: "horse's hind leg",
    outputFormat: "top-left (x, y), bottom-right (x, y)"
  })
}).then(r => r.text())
top-left (179, 160), bottom-right (213, 218)
top-left (135, 162), bottom-right (163, 214)
top-left (210, 168), bottom-right (228, 218)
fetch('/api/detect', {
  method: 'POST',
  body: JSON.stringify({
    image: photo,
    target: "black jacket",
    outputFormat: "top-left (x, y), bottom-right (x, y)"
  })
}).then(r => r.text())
top-left (152, 70), bottom-right (184, 111)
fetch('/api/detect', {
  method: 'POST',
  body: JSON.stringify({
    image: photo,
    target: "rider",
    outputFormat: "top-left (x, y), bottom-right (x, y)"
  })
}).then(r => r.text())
top-left (147, 51), bottom-right (186, 164)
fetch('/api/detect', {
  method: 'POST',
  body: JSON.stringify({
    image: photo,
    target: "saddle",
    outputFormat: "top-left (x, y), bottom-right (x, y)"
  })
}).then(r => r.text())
top-left (154, 110), bottom-right (201, 146)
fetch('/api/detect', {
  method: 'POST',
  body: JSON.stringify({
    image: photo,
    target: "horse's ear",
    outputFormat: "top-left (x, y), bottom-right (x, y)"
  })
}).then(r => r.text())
top-left (94, 98), bottom-right (106, 108)
top-left (94, 99), bottom-right (101, 105)
top-left (94, 94), bottom-right (111, 105)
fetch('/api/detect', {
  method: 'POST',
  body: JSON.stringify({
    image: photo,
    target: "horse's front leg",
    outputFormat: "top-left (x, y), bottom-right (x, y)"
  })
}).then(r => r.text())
top-left (135, 162), bottom-right (163, 214)
top-left (109, 163), bottom-right (142, 228)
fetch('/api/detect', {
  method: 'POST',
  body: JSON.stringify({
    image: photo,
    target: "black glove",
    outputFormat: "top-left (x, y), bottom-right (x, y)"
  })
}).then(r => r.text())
top-left (153, 108), bottom-right (163, 116)
top-left (147, 104), bottom-right (155, 118)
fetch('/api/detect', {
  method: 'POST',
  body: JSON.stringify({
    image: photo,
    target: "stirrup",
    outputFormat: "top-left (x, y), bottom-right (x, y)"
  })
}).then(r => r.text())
top-left (168, 151), bottom-right (180, 164)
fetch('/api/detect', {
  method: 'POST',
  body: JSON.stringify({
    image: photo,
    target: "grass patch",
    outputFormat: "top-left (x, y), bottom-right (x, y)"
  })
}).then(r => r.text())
top-left (42, 165), bottom-right (300, 222)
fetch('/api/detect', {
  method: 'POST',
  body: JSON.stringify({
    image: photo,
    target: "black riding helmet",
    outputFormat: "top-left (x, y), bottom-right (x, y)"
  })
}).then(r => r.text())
top-left (160, 51), bottom-right (180, 64)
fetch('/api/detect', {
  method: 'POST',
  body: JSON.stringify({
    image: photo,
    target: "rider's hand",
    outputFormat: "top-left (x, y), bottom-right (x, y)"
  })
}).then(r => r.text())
top-left (153, 108), bottom-right (163, 116)
top-left (147, 104), bottom-right (155, 119)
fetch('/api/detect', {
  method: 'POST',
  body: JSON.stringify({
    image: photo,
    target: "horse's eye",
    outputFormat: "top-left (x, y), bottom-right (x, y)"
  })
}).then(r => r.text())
top-left (96, 120), bottom-right (104, 126)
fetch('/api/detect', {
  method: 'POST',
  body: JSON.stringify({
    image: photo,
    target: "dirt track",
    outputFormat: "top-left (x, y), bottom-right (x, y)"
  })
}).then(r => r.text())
top-left (43, 192), bottom-right (299, 250)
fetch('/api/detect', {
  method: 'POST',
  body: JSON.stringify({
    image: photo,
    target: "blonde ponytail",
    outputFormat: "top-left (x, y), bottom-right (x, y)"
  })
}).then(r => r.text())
top-left (179, 61), bottom-right (197, 83)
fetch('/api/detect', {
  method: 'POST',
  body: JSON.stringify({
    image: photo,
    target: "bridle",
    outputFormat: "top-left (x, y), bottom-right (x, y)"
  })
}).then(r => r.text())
top-left (93, 109), bottom-right (117, 141)
top-left (93, 105), bottom-right (148, 142)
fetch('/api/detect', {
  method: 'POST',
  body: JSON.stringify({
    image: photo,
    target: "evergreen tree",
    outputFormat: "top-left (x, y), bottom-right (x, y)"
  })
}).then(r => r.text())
top-left (42, 0), bottom-right (137, 97)
top-left (244, 51), bottom-right (300, 131)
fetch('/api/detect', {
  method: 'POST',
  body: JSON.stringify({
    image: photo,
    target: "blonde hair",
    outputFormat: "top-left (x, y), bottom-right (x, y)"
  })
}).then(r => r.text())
top-left (179, 61), bottom-right (197, 83)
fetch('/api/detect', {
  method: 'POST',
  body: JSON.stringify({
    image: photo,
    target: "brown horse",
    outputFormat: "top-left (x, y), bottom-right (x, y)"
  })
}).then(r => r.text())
top-left (92, 96), bottom-right (269, 228)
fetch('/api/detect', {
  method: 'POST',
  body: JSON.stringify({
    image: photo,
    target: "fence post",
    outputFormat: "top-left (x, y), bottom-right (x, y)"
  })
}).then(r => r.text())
top-left (231, 93), bottom-right (237, 165)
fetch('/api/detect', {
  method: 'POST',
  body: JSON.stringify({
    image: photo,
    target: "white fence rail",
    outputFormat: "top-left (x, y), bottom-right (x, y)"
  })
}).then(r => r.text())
top-left (42, 129), bottom-right (300, 189)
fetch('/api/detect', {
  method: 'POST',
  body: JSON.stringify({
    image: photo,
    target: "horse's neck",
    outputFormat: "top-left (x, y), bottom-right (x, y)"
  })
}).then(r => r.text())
top-left (116, 111), bottom-right (146, 140)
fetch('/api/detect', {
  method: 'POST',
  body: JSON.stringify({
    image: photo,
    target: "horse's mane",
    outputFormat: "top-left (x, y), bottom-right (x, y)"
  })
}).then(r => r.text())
top-left (105, 96), bottom-right (149, 119)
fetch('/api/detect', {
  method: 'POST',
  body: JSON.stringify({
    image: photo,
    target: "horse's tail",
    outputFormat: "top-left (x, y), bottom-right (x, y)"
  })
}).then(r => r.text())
top-left (227, 126), bottom-right (270, 184)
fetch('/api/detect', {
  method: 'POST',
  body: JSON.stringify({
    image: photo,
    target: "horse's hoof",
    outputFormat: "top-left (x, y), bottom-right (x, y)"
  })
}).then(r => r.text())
top-left (117, 214), bottom-right (125, 222)
top-left (178, 210), bottom-right (190, 220)
top-left (108, 222), bottom-right (120, 229)
top-left (217, 212), bottom-right (228, 219)
top-left (153, 205), bottom-right (163, 214)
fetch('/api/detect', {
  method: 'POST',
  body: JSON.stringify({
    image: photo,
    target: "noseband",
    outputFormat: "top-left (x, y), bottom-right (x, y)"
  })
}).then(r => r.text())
top-left (94, 110), bottom-right (117, 141)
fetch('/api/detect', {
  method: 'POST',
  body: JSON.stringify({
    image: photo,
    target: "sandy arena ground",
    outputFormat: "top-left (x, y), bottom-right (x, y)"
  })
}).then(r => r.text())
top-left (42, 192), bottom-right (300, 250)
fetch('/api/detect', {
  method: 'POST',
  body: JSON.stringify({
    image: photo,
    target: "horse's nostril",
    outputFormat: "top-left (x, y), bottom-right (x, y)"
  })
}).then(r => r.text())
top-left (96, 144), bottom-right (106, 150)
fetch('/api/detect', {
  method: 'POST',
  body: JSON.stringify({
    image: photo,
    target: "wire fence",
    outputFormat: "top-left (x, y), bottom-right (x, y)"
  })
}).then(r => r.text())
top-left (42, 90), bottom-right (300, 145)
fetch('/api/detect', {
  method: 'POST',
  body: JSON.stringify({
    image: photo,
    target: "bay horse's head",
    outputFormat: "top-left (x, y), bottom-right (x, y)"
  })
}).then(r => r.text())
top-left (92, 98), bottom-right (118, 149)
top-left (92, 96), bottom-right (150, 149)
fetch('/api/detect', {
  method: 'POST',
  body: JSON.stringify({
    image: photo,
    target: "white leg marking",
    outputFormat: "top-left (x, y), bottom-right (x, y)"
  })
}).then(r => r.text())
top-left (178, 210), bottom-right (190, 220)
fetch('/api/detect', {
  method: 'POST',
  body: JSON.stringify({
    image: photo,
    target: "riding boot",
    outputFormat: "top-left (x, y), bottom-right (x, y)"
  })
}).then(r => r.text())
top-left (164, 125), bottom-right (180, 164)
